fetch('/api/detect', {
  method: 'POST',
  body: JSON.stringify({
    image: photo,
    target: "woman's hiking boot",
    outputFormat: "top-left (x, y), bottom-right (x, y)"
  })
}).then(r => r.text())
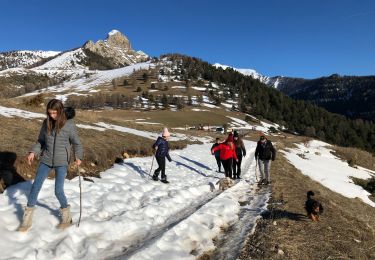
top-left (57, 205), bottom-right (72, 229)
top-left (18, 206), bottom-right (35, 232)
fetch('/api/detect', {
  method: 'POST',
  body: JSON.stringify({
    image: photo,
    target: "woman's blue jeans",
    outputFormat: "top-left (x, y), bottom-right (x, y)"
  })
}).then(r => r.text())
top-left (27, 163), bottom-right (68, 208)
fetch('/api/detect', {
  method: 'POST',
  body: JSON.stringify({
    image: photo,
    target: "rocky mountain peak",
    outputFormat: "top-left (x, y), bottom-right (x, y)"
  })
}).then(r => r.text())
top-left (81, 30), bottom-right (147, 69)
top-left (106, 29), bottom-right (131, 50)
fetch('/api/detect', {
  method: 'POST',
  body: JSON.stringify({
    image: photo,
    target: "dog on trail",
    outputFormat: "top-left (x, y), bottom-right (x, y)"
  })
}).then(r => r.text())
top-left (216, 177), bottom-right (234, 191)
top-left (305, 191), bottom-right (323, 221)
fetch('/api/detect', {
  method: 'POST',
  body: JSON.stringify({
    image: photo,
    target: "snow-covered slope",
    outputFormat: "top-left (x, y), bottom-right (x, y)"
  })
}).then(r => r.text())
top-left (283, 140), bottom-right (375, 207)
top-left (0, 136), bottom-right (262, 259)
top-left (0, 50), bottom-right (60, 70)
top-left (35, 48), bottom-right (87, 70)
top-left (213, 63), bottom-right (282, 88)
top-left (213, 63), bottom-right (268, 82)
top-left (22, 61), bottom-right (153, 100)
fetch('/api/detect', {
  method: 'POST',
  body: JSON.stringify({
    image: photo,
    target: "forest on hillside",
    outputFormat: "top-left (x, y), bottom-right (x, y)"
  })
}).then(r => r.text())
top-left (161, 54), bottom-right (375, 153)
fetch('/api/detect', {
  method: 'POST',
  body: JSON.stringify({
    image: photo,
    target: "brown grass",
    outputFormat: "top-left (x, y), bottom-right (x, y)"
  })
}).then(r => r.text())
top-left (239, 138), bottom-right (375, 259)
top-left (331, 145), bottom-right (375, 171)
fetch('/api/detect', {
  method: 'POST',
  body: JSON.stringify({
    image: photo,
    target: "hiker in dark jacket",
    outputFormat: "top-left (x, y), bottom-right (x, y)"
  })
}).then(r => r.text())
top-left (232, 131), bottom-right (246, 179)
top-left (152, 127), bottom-right (172, 183)
top-left (18, 99), bottom-right (83, 232)
top-left (211, 137), bottom-right (222, 172)
top-left (212, 134), bottom-right (238, 179)
top-left (255, 134), bottom-right (276, 185)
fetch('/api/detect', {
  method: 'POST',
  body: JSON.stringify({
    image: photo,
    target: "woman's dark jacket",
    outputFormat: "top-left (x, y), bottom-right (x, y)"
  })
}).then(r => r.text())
top-left (152, 137), bottom-right (172, 161)
top-left (234, 138), bottom-right (246, 157)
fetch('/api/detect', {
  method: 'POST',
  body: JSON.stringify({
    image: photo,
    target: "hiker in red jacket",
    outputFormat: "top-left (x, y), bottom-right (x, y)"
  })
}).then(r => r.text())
top-left (211, 133), bottom-right (238, 179)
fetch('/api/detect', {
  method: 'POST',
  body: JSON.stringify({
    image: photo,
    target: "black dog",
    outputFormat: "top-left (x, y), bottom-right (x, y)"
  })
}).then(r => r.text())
top-left (305, 191), bottom-right (323, 221)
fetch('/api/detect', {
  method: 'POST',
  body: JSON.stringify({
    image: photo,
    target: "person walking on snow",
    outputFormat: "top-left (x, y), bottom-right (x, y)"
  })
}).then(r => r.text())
top-left (255, 134), bottom-right (276, 185)
top-left (152, 127), bottom-right (172, 183)
top-left (18, 99), bottom-right (83, 232)
top-left (211, 133), bottom-right (238, 179)
top-left (211, 137), bottom-right (222, 172)
top-left (233, 131), bottom-right (246, 179)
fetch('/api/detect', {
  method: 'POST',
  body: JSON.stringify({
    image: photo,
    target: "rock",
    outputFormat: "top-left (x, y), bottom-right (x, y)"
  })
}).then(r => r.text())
top-left (106, 30), bottom-right (131, 50)
top-left (90, 162), bottom-right (96, 167)
top-left (82, 30), bottom-right (148, 69)
top-left (79, 168), bottom-right (86, 174)
top-left (278, 249), bottom-right (284, 255)
top-left (273, 221), bottom-right (277, 226)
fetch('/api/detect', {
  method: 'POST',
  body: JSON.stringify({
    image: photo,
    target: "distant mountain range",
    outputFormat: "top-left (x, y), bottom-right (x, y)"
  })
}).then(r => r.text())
top-left (1, 30), bottom-right (374, 122)
top-left (216, 64), bottom-right (375, 122)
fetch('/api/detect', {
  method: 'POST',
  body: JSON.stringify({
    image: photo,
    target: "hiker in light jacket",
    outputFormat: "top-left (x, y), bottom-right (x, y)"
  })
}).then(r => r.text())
top-left (18, 99), bottom-right (83, 232)
top-left (152, 127), bottom-right (172, 183)
top-left (255, 134), bottom-right (276, 185)
top-left (232, 131), bottom-right (246, 179)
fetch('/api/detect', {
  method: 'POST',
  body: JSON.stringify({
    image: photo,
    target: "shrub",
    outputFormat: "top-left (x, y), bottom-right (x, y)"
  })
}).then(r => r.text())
top-left (23, 93), bottom-right (45, 107)
top-left (347, 158), bottom-right (358, 168)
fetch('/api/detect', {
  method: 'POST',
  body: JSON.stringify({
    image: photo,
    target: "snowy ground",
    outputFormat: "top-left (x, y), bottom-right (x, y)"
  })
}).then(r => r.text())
top-left (283, 140), bottom-right (375, 207)
top-left (0, 139), bottom-right (266, 260)
top-left (21, 62), bottom-right (153, 99)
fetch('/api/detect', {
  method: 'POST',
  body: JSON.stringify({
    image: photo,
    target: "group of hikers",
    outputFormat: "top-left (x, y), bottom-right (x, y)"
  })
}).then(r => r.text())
top-left (17, 99), bottom-right (276, 231)
top-left (210, 130), bottom-right (276, 185)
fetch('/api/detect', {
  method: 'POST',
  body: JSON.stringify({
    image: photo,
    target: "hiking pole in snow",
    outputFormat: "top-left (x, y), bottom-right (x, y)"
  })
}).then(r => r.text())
top-left (77, 164), bottom-right (82, 227)
top-left (255, 157), bottom-right (259, 182)
top-left (149, 148), bottom-right (157, 178)
top-left (149, 156), bottom-right (155, 175)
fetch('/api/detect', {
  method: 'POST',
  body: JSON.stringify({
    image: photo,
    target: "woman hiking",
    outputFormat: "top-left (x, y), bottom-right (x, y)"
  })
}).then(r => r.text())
top-left (232, 131), bottom-right (246, 179)
top-left (255, 133), bottom-right (276, 185)
top-left (211, 133), bottom-right (238, 179)
top-left (152, 127), bottom-right (172, 183)
top-left (211, 137), bottom-right (222, 172)
top-left (18, 99), bottom-right (83, 232)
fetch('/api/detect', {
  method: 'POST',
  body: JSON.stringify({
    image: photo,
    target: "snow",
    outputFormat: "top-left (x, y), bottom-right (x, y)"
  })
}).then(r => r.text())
top-left (191, 87), bottom-right (206, 91)
top-left (0, 50), bottom-right (60, 70)
top-left (36, 49), bottom-right (86, 70)
top-left (0, 140), bottom-right (261, 260)
top-left (213, 63), bottom-right (269, 83)
top-left (201, 103), bottom-right (219, 109)
top-left (17, 50), bottom-right (60, 59)
top-left (135, 122), bottom-right (162, 125)
top-left (94, 122), bottom-right (188, 142)
top-left (283, 140), bottom-right (375, 207)
top-left (75, 124), bottom-right (106, 132)
top-left (0, 106), bottom-right (44, 119)
top-left (221, 103), bottom-right (233, 109)
top-left (191, 108), bottom-right (209, 112)
top-left (108, 29), bottom-right (121, 36)
top-left (22, 62), bottom-right (153, 98)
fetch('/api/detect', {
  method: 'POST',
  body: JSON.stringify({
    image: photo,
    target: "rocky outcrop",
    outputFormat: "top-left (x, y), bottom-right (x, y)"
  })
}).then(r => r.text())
top-left (82, 30), bottom-right (148, 69)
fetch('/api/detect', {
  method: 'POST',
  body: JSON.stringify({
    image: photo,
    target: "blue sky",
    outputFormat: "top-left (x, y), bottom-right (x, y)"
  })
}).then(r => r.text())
top-left (1, 0), bottom-right (374, 78)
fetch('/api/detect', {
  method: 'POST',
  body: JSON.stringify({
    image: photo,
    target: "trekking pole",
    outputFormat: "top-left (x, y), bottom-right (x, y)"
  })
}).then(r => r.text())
top-left (149, 148), bottom-right (157, 178)
top-left (77, 164), bottom-right (82, 227)
top-left (255, 157), bottom-right (259, 182)
top-left (149, 155), bottom-right (155, 177)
